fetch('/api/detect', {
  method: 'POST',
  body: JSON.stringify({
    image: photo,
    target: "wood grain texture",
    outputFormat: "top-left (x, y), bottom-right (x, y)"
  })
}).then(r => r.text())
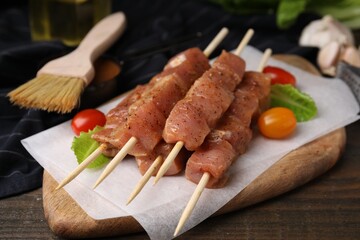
top-left (1, 122), bottom-right (359, 240)
top-left (38, 55), bottom-right (349, 238)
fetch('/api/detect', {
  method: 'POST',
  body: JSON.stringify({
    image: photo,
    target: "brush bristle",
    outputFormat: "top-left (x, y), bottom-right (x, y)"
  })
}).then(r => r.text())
top-left (8, 74), bottom-right (85, 113)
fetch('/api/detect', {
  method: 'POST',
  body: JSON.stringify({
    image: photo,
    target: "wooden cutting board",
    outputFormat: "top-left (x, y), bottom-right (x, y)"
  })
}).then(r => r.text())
top-left (42, 55), bottom-right (347, 238)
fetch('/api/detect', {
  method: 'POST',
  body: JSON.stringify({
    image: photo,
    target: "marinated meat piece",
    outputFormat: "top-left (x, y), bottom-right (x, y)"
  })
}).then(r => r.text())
top-left (185, 140), bottom-right (234, 188)
top-left (163, 50), bottom-right (245, 150)
top-left (188, 77), bottom-right (234, 127)
top-left (101, 143), bottom-right (120, 157)
top-left (162, 99), bottom-right (211, 151)
top-left (92, 85), bottom-right (146, 145)
top-left (240, 71), bottom-right (272, 118)
top-left (110, 100), bottom-right (166, 155)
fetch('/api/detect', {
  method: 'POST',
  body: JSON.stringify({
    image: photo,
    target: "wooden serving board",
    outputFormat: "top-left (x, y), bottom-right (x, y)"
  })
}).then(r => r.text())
top-left (42, 55), bottom-right (347, 238)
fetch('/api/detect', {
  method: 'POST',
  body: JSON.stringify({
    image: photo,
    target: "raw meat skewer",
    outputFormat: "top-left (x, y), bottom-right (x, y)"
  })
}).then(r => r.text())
top-left (127, 29), bottom-right (254, 204)
top-left (154, 29), bottom-right (254, 184)
top-left (93, 27), bottom-right (229, 188)
top-left (55, 28), bottom-right (228, 190)
top-left (174, 48), bottom-right (272, 237)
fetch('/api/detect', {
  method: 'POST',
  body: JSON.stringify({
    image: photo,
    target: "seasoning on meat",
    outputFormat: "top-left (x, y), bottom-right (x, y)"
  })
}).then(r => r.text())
top-left (163, 50), bottom-right (246, 151)
top-left (100, 48), bottom-right (210, 156)
top-left (185, 71), bottom-right (271, 188)
top-left (154, 51), bottom-right (246, 184)
top-left (92, 85), bottom-right (147, 157)
top-left (56, 28), bottom-right (230, 191)
top-left (91, 48), bottom-right (210, 188)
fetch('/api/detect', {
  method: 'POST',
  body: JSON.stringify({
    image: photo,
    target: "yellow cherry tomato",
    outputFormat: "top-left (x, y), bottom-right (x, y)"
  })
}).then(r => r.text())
top-left (257, 107), bottom-right (297, 139)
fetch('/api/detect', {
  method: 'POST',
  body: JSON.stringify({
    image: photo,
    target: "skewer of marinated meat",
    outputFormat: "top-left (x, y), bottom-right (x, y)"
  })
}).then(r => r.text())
top-left (92, 46), bottom-right (210, 158)
top-left (125, 29), bottom-right (254, 204)
top-left (56, 28), bottom-right (228, 190)
top-left (186, 67), bottom-right (271, 188)
top-left (92, 28), bottom-right (230, 188)
top-left (154, 29), bottom-right (254, 184)
top-left (174, 49), bottom-right (272, 236)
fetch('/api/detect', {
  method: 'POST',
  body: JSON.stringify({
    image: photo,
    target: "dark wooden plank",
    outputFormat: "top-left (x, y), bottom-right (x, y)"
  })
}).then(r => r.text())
top-left (0, 188), bottom-right (59, 240)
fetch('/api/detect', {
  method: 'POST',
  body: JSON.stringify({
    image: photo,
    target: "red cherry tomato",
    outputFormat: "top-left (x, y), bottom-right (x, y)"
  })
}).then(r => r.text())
top-left (71, 109), bottom-right (106, 135)
top-left (257, 107), bottom-right (297, 139)
top-left (263, 66), bottom-right (296, 86)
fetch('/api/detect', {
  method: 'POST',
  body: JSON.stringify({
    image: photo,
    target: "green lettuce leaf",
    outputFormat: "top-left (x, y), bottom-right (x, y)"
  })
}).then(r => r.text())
top-left (71, 126), bottom-right (109, 168)
top-left (270, 84), bottom-right (317, 122)
top-left (277, 0), bottom-right (307, 29)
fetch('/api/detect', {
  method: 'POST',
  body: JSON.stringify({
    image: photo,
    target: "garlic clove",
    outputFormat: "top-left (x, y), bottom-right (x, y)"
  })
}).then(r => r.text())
top-left (299, 19), bottom-right (327, 47)
top-left (340, 45), bottom-right (360, 68)
top-left (317, 41), bottom-right (341, 70)
top-left (324, 15), bottom-right (355, 46)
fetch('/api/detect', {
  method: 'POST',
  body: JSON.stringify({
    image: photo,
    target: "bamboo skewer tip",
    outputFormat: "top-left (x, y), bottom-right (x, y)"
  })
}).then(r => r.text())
top-left (55, 143), bottom-right (106, 190)
top-left (153, 141), bottom-right (184, 185)
top-left (234, 28), bottom-right (254, 56)
top-left (203, 27), bottom-right (229, 58)
top-left (174, 172), bottom-right (210, 236)
top-left (257, 48), bottom-right (272, 72)
top-left (93, 136), bottom-right (138, 189)
top-left (126, 155), bottom-right (163, 205)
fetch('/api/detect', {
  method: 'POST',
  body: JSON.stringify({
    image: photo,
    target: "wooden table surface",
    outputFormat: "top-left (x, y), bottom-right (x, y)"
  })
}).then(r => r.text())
top-left (0, 119), bottom-right (359, 240)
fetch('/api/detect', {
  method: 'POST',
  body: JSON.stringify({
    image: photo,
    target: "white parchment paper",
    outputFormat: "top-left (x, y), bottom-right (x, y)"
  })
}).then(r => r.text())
top-left (22, 46), bottom-right (360, 240)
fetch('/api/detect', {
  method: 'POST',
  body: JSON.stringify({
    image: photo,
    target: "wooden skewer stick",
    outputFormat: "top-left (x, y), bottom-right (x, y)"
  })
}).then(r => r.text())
top-left (126, 155), bottom-right (163, 205)
top-left (234, 29), bottom-right (254, 56)
top-left (203, 27), bottom-right (229, 57)
top-left (93, 136), bottom-right (137, 189)
top-left (55, 144), bottom-right (107, 190)
top-left (55, 27), bottom-right (229, 190)
top-left (173, 48), bottom-right (272, 237)
top-left (174, 172), bottom-right (210, 237)
top-left (257, 48), bottom-right (272, 72)
top-left (153, 141), bottom-right (184, 184)
top-left (92, 27), bottom-right (229, 189)
top-left (154, 28), bottom-right (254, 185)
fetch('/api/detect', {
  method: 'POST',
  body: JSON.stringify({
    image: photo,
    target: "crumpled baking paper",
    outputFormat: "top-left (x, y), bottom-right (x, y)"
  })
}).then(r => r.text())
top-left (22, 46), bottom-right (359, 240)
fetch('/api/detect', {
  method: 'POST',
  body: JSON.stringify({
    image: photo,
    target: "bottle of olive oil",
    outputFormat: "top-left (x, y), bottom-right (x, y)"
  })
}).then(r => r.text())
top-left (29, 0), bottom-right (111, 46)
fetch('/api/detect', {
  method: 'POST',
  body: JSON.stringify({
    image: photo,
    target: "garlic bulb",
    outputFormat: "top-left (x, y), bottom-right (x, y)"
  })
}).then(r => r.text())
top-left (299, 15), bottom-right (354, 48)
top-left (300, 15), bottom-right (360, 76)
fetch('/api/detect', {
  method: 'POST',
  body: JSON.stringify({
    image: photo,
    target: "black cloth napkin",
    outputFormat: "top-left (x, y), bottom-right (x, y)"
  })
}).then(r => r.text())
top-left (0, 0), bottom-right (319, 198)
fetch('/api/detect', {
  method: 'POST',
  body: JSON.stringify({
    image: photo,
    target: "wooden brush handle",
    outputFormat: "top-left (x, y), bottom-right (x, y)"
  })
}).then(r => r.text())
top-left (37, 12), bottom-right (126, 85)
top-left (75, 12), bottom-right (127, 62)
